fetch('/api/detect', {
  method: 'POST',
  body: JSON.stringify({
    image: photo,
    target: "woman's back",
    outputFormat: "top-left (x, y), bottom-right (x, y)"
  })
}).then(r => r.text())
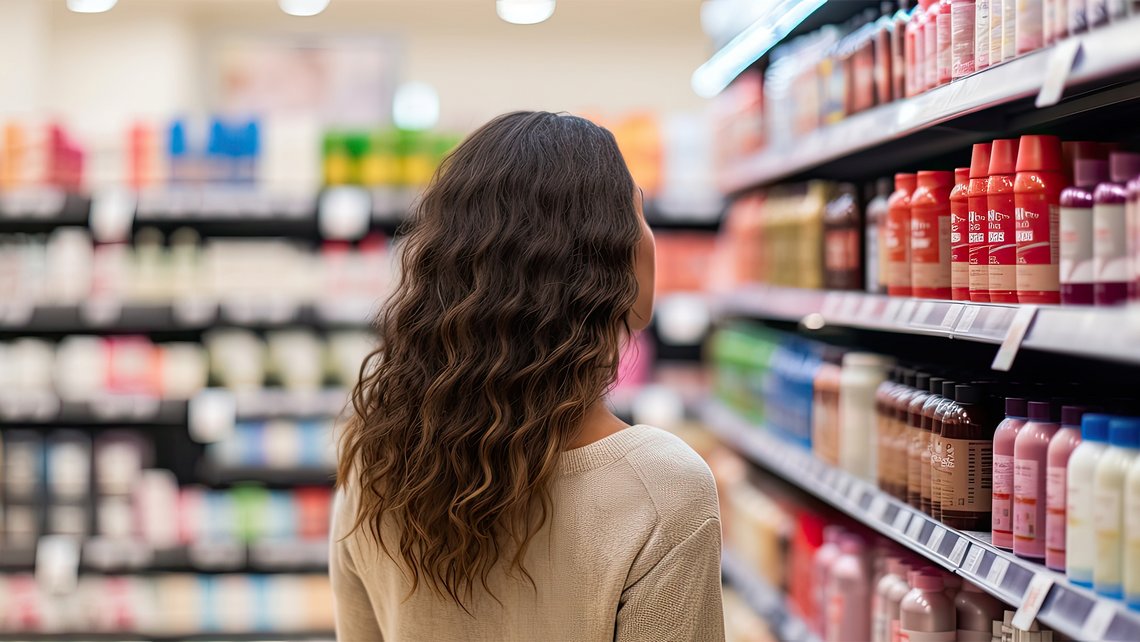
top-left (332, 425), bottom-right (723, 641)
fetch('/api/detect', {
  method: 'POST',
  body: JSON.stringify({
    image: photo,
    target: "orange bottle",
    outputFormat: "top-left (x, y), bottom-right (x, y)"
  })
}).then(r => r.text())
top-left (950, 167), bottom-right (971, 300)
top-left (1014, 135), bottom-right (1065, 304)
top-left (911, 170), bottom-right (955, 299)
top-left (887, 173), bottom-right (918, 296)
top-left (987, 139), bottom-right (1020, 303)
top-left (968, 143), bottom-right (993, 302)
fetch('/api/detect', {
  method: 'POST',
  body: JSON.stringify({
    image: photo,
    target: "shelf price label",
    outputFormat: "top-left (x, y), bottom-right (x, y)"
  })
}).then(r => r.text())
top-left (949, 537), bottom-right (970, 566)
top-left (893, 509), bottom-right (911, 532)
top-left (869, 496), bottom-right (889, 521)
top-left (1012, 574), bottom-right (1055, 631)
top-left (906, 516), bottom-right (925, 541)
top-left (992, 305), bottom-right (1039, 371)
top-left (1082, 601), bottom-right (1117, 641)
top-left (962, 546), bottom-right (985, 575)
top-left (986, 557), bottom-right (1010, 587)
top-left (927, 526), bottom-right (946, 553)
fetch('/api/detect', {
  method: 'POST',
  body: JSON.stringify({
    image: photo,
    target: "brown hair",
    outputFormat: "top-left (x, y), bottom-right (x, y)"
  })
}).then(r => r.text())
top-left (337, 111), bottom-right (641, 608)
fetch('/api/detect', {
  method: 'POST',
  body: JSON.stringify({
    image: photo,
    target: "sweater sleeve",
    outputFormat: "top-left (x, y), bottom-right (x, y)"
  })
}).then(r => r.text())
top-left (330, 494), bottom-right (384, 641)
top-left (615, 517), bottom-right (725, 642)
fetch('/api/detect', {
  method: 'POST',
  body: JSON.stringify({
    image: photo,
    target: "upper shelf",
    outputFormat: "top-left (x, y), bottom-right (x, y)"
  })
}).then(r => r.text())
top-left (722, 19), bottom-right (1140, 192)
top-left (713, 285), bottom-right (1140, 367)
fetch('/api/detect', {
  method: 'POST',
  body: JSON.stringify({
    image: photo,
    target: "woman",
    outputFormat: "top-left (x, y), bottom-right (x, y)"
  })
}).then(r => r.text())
top-left (332, 111), bottom-right (723, 641)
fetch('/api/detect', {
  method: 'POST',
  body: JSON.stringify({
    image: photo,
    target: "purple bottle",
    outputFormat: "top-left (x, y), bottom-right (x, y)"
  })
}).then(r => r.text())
top-left (1060, 159), bottom-right (1109, 305)
top-left (1093, 152), bottom-right (1140, 305)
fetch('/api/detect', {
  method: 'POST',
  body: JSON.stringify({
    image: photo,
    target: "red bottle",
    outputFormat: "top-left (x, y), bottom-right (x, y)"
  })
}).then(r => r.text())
top-left (911, 170), bottom-right (954, 299)
top-left (887, 173), bottom-right (918, 296)
top-left (968, 143), bottom-right (993, 302)
top-left (1014, 135), bottom-right (1065, 304)
top-left (950, 167), bottom-right (971, 300)
top-left (987, 139), bottom-right (1020, 303)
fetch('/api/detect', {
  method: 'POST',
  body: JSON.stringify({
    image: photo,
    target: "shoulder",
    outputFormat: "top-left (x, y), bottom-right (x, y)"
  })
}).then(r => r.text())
top-left (622, 426), bottom-right (720, 528)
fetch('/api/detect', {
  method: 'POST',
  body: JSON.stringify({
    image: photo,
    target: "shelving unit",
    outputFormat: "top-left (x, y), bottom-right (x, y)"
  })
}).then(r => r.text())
top-left (701, 399), bottom-right (1140, 642)
top-left (0, 539), bottom-right (328, 575)
top-left (713, 284), bottom-right (1140, 366)
top-left (721, 18), bottom-right (1140, 191)
top-left (721, 548), bottom-right (818, 642)
top-left (0, 631), bottom-right (334, 642)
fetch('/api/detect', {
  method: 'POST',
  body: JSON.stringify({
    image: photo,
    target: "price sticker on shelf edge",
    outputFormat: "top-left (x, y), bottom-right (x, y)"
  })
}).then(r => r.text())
top-left (926, 526), bottom-right (946, 553)
top-left (986, 556), bottom-right (1010, 587)
top-left (992, 305), bottom-right (1039, 371)
top-left (893, 509), bottom-right (911, 532)
top-left (883, 299), bottom-right (904, 323)
top-left (955, 305), bottom-right (982, 334)
top-left (1036, 38), bottom-right (1082, 108)
top-left (906, 516), bottom-right (925, 540)
top-left (870, 495), bottom-right (889, 521)
top-left (1012, 574), bottom-right (1055, 631)
top-left (1082, 600), bottom-right (1117, 641)
top-left (896, 300), bottom-right (918, 325)
top-left (962, 546), bottom-right (985, 575)
top-left (846, 480), bottom-right (863, 504)
top-left (949, 537), bottom-right (969, 566)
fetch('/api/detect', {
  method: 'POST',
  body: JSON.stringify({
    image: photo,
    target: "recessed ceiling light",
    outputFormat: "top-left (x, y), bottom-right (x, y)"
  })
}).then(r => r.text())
top-left (496, 0), bottom-right (556, 25)
top-left (67, 0), bottom-right (118, 13)
top-left (393, 82), bottom-right (441, 131)
top-left (279, 0), bottom-right (331, 17)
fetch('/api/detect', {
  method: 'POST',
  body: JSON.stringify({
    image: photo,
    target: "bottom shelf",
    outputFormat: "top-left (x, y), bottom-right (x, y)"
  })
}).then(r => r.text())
top-left (721, 548), bottom-right (818, 642)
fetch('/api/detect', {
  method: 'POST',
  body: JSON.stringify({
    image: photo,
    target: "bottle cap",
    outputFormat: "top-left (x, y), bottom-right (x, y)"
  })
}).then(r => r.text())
top-left (928, 376), bottom-right (946, 394)
top-left (1015, 135), bottom-right (1062, 173)
top-left (917, 170), bottom-right (954, 189)
top-left (970, 143), bottom-right (993, 178)
top-left (1081, 413), bottom-right (1111, 442)
top-left (1061, 405), bottom-right (1087, 428)
top-left (954, 167), bottom-right (970, 186)
top-left (942, 380), bottom-right (957, 398)
top-left (1108, 152), bottom-right (1140, 184)
top-left (1074, 159), bottom-right (1110, 188)
top-left (957, 384), bottom-right (982, 404)
top-left (1005, 397), bottom-right (1028, 418)
top-left (895, 172), bottom-right (917, 192)
top-left (1108, 417), bottom-right (1140, 448)
top-left (988, 139), bottom-right (1019, 176)
top-left (1028, 401), bottom-right (1059, 422)
top-left (901, 368), bottom-right (916, 387)
top-left (913, 571), bottom-right (944, 591)
top-left (915, 372), bottom-right (931, 391)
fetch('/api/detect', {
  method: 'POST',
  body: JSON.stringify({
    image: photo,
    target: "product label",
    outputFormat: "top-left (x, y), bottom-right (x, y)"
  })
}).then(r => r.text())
top-left (1014, 458), bottom-right (1041, 542)
top-left (952, 2), bottom-right (977, 77)
top-left (1094, 203), bottom-right (1128, 282)
top-left (937, 12), bottom-right (952, 84)
top-left (826, 228), bottom-right (861, 272)
top-left (1095, 485), bottom-right (1123, 585)
top-left (1002, 0), bottom-right (1016, 59)
top-left (925, 18), bottom-right (938, 89)
top-left (951, 199), bottom-right (970, 294)
top-left (988, 192), bottom-right (1017, 295)
top-left (891, 620), bottom-right (902, 642)
top-left (909, 427), bottom-right (926, 498)
top-left (913, 202), bottom-right (952, 290)
top-left (1060, 205), bottom-right (1095, 285)
top-left (1015, 196), bottom-right (1061, 296)
top-left (968, 195), bottom-right (989, 294)
top-left (989, 0), bottom-right (1004, 63)
top-left (1046, 466), bottom-right (1067, 552)
top-left (1068, 469), bottom-right (1094, 579)
top-left (887, 207), bottom-right (912, 289)
top-left (1125, 486), bottom-right (1140, 598)
top-left (901, 629), bottom-right (956, 642)
top-left (931, 433), bottom-right (945, 509)
top-left (939, 437), bottom-right (994, 512)
top-left (993, 454), bottom-right (1015, 534)
top-left (976, 0), bottom-right (991, 68)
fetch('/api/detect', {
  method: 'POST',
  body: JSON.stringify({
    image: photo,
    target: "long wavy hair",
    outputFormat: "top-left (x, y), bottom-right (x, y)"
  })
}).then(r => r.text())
top-left (337, 111), bottom-right (642, 609)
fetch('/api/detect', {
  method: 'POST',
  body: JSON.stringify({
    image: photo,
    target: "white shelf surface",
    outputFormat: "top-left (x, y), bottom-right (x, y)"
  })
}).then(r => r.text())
top-left (721, 547), bottom-right (819, 642)
top-left (722, 18), bottom-right (1140, 191)
top-left (713, 284), bottom-right (1140, 366)
top-left (702, 399), bottom-right (1140, 642)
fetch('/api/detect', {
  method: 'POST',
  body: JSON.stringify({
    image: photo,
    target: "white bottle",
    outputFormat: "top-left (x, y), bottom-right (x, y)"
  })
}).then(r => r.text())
top-left (827, 534), bottom-right (871, 642)
top-left (873, 557), bottom-right (910, 642)
top-left (840, 352), bottom-right (894, 481)
top-left (1066, 413), bottom-right (1111, 585)
top-left (1123, 426), bottom-right (1140, 608)
top-left (1093, 417), bottom-right (1140, 598)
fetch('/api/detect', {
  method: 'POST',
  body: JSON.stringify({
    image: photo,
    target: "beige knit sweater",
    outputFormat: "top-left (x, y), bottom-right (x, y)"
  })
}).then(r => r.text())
top-left (330, 424), bottom-right (725, 641)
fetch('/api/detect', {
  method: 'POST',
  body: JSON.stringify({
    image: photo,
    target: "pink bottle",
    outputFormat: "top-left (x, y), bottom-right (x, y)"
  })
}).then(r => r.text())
top-left (1013, 401), bottom-right (1061, 560)
top-left (992, 397), bottom-right (1028, 550)
top-left (827, 534), bottom-right (871, 642)
top-left (1094, 152), bottom-right (1140, 306)
top-left (900, 569), bottom-right (956, 640)
top-left (1060, 159), bottom-right (1110, 305)
top-left (814, 525), bottom-right (844, 635)
top-left (1045, 405), bottom-right (1086, 571)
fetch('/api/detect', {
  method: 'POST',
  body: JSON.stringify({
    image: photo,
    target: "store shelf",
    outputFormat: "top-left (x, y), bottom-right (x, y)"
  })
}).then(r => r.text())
top-left (722, 19), bottom-right (1140, 191)
top-left (721, 548), bottom-right (818, 642)
top-left (0, 539), bottom-right (328, 575)
top-left (701, 399), bottom-right (1140, 642)
top-left (200, 466), bottom-right (335, 487)
top-left (714, 284), bottom-right (1140, 366)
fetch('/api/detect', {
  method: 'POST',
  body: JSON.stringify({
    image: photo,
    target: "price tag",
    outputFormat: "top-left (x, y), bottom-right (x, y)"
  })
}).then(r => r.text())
top-left (319, 186), bottom-right (371, 241)
top-left (1082, 600), bottom-right (1117, 641)
top-left (1036, 38), bottom-right (1082, 108)
top-left (869, 496), bottom-right (889, 521)
top-left (883, 299), bottom-right (904, 323)
top-left (838, 294), bottom-right (861, 320)
top-left (846, 481), bottom-right (864, 504)
top-left (856, 296), bottom-right (882, 322)
top-left (986, 557), bottom-right (1010, 586)
top-left (992, 305), bottom-right (1039, 371)
top-left (955, 305), bottom-right (981, 334)
top-left (1012, 574), bottom-right (1055, 631)
top-left (949, 537), bottom-right (970, 566)
top-left (821, 292), bottom-right (844, 317)
top-left (927, 526), bottom-right (946, 552)
top-left (939, 304), bottom-right (963, 329)
top-left (913, 301), bottom-right (936, 326)
top-left (893, 509), bottom-right (911, 532)
top-left (896, 300), bottom-right (918, 325)
top-left (906, 516), bottom-right (925, 540)
top-left (962, 546), bottom-right (984, 574)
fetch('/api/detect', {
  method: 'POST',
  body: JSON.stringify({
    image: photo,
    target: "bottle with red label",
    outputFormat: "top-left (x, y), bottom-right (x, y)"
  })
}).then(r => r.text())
top-left (950, 167), bottom-right (971, 300)
top-left (911, 170), bottom-right (954, 299)
top-left (1014, 135), bottom-right (1065, 304)
top-left (887, 173), bottom-right (918, 296)
top-left (987, 139), bottom-right (1019, 303)
top-left (825, 183), bottom-right (865, 290)
top-left (1060, 159), bottom-right (1110, 305)
top-left (923, 0), bottom-right (941, 91)
top-left (967, 143), bottom-right (993, 302)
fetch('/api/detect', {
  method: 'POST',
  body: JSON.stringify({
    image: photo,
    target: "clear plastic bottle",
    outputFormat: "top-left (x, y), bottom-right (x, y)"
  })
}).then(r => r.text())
top-left (900, 569), bottom-right (957, 641)
top-left (1093, 417), bottom-right (1140, 598)
top-left (992, 397), bottom-right (1029, 549)
top-left (1066, 413), bottom-right (1112, 585)
top-left (827, 534), bottom-right (872, 642)
top-left (1045, 405), bottom-right (1086, 571)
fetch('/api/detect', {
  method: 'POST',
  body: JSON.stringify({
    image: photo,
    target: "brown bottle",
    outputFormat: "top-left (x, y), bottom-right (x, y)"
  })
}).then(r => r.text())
top-left (906, 372), bottom-right (934, 508)
top-left (875, 366), bottom-right (901, 491)
top-left (930, 379), bottom-right (959, 521)
top-left (920, 377), bottom-right (948, 515)
top-left (824, 183), bottom-right (865, 290)
top-left (939, 384), bottom-right (997, 531)
top-left (888, 369), bottom-right (920, 499)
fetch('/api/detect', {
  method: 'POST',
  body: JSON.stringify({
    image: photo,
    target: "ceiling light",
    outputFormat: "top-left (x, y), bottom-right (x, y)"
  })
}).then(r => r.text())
top-left (67, 0), bottom-right (118, 13)
top-left (497, 0), bottom-right (556, 25)
top-left (393, 82), bottom-right (440, 131)
top-left (279, 0), bottom-right (331, 17)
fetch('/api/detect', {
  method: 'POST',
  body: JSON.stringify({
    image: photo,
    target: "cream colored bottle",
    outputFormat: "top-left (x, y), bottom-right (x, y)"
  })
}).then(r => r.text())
top-left (1093, 417), bottom-right (1140, 598)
